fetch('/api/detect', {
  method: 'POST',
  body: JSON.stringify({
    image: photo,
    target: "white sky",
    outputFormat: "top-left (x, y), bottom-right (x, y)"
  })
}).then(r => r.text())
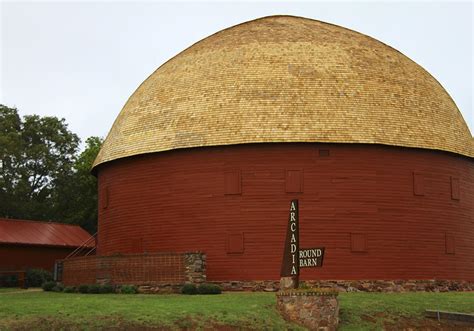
top-left (1, 1), bottom-right (473, 146)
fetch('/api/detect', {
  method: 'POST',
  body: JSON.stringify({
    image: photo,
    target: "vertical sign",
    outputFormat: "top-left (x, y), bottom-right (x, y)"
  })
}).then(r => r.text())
top-left (280, 199), bottom-right (299, 281)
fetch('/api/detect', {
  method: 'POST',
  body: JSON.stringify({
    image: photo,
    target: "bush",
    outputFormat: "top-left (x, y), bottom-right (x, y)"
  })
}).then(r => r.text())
top-left (52, 283), bottom-right (64, 292)
top-left (0, 274), bottom-right (18, 287)
top-left (99, 284), bottom-right (114, 294)
top-left (181, 283), bottom-right (198, 295)
top-left (88, 284), bottom-right (101, 294)
top-left (42, 281), bottom-right (56, 291)
top-left (197, 283), bottom-right (221, 295)
top-left (78, 284), bottom-right (90, 294)
top-left (120, 285), bottom-right (138, 294)
top-left (63, 286), bottom-right (76, 293)
top-left (26, 268), bottom-right (53, 287)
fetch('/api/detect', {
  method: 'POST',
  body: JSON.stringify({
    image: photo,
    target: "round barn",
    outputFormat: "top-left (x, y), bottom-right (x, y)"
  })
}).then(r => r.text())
top-left (92, 16), bottom-right (474, 286)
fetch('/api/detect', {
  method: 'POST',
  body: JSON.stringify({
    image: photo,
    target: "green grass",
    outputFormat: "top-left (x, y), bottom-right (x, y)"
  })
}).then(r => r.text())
top-left (0, 288), bottom-right (21, 293)
top-left (0, 290), bottom-right (303, 330)
top-left (0, 289), bottom-right (472, 330)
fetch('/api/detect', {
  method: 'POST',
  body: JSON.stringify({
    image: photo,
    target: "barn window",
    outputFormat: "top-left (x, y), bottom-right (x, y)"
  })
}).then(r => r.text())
top-left (227, 233), bottom-right (244, 254)
top-left (224, 170), bottom-right (241, 195)
top-left (413, 172), bottom-right (424, 196)
top-left (351, 233), bottom-right (367, 252)
top-left (285, 169), bottom-right (303, 193)
top-left (451, 177), bottom-right (460, 200)
top-left (445, 234), bottom-right (455, 254)
top-left (319, 149), bottom-right (330, 157)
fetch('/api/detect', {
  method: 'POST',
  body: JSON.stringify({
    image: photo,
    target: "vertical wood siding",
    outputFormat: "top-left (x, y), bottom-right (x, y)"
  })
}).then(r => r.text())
top-left (96, 143), bottom-right (474, 281)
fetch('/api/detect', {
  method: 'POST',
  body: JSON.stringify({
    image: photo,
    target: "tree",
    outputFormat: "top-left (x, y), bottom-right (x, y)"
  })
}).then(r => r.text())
top-left (54, 136), bottom-right (102, 233)
top-left (0, 105), bottom-right (80, 220)
top-left (0, 104), bottom-right (101, 233)
top-left (0, 106), bottom-right (22, 218)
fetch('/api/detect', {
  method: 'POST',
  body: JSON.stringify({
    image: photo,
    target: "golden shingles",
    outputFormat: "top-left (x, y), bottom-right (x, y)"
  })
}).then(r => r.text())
top-left (93, 15), bottom-right (474, 170)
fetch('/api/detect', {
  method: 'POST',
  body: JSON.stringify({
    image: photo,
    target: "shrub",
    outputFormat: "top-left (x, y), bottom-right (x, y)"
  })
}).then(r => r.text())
top-left (42, 281), bottom-right (56, 291)
top-left (52, 283), bottom-right (64, 292)
top-left (181, 283), bottom-right (198, 295)
top-left (26, 268), bottom-right (53, 287)
top-left (120, 285), bottom-right (138, 294)
top-left (78, 284), bottom-right (90, 294)
top-left (0, 274), bottom-right (18, 287)
top-left (197, 283), bottom-right (221, 295)
top-left (99, 284), bottom-right (114, 294)
top-left (63, 286), bottom-right (76, 293)
top-left (88, 284), bottom-right (101, 294)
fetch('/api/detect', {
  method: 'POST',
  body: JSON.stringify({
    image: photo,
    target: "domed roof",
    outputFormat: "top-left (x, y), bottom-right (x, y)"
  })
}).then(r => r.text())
top-left (93, 15), bottom-right (473, 169)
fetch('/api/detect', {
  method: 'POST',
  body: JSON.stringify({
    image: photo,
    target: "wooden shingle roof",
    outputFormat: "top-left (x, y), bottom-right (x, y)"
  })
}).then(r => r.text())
top-left (93, 15), bottom-right (473, 169)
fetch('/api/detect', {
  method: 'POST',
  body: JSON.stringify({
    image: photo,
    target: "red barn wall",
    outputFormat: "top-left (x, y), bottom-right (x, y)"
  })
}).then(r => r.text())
top-left (0, 245), bottom-right (77, 271)
top-left (96, 143), bottom-right (474, 281)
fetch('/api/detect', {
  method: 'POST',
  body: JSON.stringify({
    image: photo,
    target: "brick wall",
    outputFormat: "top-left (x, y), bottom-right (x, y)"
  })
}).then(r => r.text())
top-left (61, 252), bottom-right (205, 286)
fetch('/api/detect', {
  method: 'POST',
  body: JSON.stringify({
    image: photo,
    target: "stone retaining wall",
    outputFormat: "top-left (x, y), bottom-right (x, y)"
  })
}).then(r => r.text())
top-left (213, 279), bottom-right (474, 292)
top-left (277, 290), bottom-right (339, 330)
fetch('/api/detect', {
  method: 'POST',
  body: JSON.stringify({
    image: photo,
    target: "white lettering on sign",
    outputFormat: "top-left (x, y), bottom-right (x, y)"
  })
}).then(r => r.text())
top-left (298, 247), bottom-right (325, 269)
top-left (299, 258), bottom-right (319, 267)
top-left (291, 223), bottom-right (296, 232)
top-left (299, 249), bottom-right (322, 258)
top-left (291, 244), bottom-right (297, 253)
top-left (289, 201), bottom-right (298, 275)
top-left (291, 265), bottom-right (297, 275)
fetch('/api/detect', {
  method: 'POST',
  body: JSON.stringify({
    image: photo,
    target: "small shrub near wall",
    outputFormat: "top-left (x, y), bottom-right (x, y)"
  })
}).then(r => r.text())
top-left (88, 284), bottom-right (101, 294)
top-left (180, 283), bottom-right (221, 295)
top-left (197, 283), bottom-right (221, 294)
top-left (42, 281), bottom-right (56, 291)
top-left (26, 269), bottom-right (53, 287)
top-left (78, 284), bottom-right (89, 293)
top-left (120, 285), bottom-right (138, 294)
top-left (0, 274), bottom-right (18, 287)
top-left (99, 284), bottom-right (114, 294)
top-left (63, 286), bottom-right (75, 293)
top-left (52, 283), bottom-right (64, 292)
top-left (181, 284), bottom-right (198, 295)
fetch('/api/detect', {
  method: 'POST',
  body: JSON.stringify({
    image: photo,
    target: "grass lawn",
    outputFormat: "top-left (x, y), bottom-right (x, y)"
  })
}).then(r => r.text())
top-left (0, 289), bottom-right (472, 330)
top-left (0, 288), bottom-right (21, 293)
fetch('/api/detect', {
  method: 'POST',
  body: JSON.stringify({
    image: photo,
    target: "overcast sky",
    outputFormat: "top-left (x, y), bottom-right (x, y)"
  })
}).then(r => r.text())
top-left (1, 1), bottom-right (473, 146)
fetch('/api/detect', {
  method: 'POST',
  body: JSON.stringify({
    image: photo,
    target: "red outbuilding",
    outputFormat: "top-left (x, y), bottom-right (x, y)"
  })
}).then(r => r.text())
top-left (0, 218), bottom-right (95, 272)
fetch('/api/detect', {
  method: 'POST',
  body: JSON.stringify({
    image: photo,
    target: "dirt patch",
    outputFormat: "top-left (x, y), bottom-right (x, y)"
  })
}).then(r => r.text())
top-left (384, 316), bottom-right (474, 331)
top-left (361, 312), bottom-right (388, 323)
top-left (2, 316), bottom-right (169, 331)
top-left (1, 316), bottom-right (251, 331)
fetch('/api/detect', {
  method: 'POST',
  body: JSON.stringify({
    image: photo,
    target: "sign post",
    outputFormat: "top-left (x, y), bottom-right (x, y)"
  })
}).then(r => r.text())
top-left (280, 199), bottom-right (325, 290)
top-left (280, 199), bottom-right (300, 288)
